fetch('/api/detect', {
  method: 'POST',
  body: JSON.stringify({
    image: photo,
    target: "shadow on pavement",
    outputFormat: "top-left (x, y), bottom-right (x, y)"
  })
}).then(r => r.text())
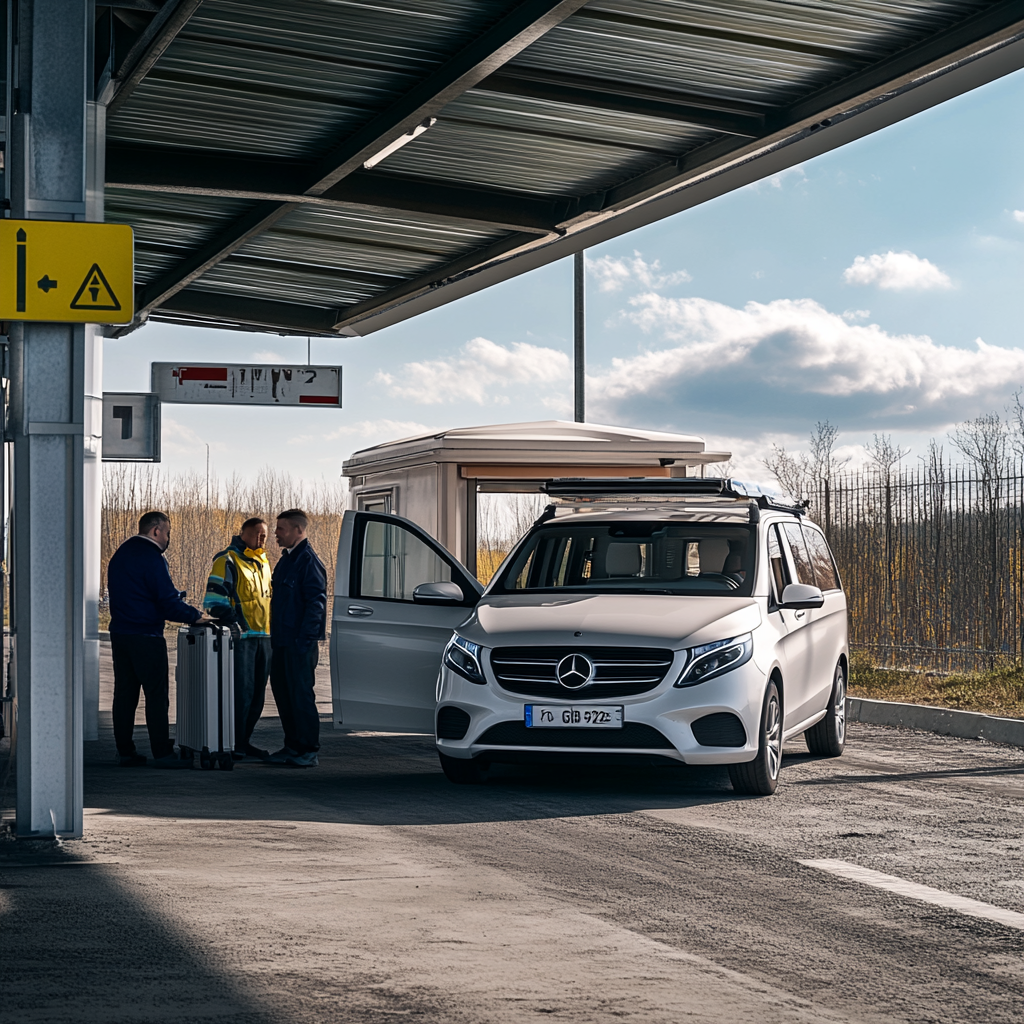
top-left (0, 843), bottom-right (281, 1024)
top-left (79, 718), bottom-right (800, 827)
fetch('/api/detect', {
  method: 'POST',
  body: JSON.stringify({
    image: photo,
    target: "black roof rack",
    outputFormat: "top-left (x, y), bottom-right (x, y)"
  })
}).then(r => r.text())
top-left (544, 478), bottom-right (726, 497)
top-left (541, 478), bottom-right (808, 516)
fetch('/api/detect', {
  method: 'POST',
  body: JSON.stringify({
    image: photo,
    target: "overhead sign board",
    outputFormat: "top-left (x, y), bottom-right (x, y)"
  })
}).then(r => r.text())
top-left (152, 363), bottom-right (342, 407)
top-left (0, 220), bottom-right (134, 324)
top-left (102, 393), bottom-right (161, 462)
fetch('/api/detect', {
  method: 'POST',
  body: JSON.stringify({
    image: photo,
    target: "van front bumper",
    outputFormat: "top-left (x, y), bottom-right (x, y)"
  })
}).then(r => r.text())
top-left (435, 657), bottom-right (768, 765)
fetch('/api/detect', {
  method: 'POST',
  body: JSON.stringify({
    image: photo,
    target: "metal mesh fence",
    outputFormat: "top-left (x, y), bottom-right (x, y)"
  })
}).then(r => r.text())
top-left (809, 464), bottom-right (1024, 673)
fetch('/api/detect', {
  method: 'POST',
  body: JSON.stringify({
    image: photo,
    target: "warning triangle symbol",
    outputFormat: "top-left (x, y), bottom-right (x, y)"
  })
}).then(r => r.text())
top-left (69, 263), bottom-right (122, 311)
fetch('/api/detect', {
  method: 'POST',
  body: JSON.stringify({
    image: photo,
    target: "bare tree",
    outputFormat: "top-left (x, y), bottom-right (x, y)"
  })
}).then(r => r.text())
top-left (949, 413), bottom-right (1010, 652)
top-left (811, 421), bottom-right (848, 480)
top-left (950, 413), bottom-right (1008, 481)
top-left (866, 433), bottom-right (909, 477)
top-left (808, 420), bottom-right (847, 529)
top-left (762, 443), bottom-right (810, 500)
top-left (1008, 390), bottom-right (1024, 459)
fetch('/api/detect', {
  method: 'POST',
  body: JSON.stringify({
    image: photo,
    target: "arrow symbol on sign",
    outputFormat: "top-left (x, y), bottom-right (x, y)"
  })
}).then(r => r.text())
top-left (37, 275), bottom-right (58, 293)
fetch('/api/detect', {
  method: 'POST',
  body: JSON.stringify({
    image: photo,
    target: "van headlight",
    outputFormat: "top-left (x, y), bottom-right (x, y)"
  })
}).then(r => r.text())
top-left (443, 635), bottom-right (486, 685)
top-left (674, 633), bottom-right (753, 687)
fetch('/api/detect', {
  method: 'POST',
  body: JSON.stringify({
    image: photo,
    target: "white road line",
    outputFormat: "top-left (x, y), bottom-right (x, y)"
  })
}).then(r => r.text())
top-left (799, 858), bottom-right (1024, 932)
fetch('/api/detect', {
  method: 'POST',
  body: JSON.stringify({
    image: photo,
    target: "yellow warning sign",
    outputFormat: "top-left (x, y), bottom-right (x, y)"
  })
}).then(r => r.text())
top-left (0, 220), bottom-right (133, 324)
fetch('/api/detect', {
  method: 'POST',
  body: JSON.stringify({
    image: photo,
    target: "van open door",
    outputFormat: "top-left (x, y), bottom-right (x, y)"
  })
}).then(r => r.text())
top-left (330, 510), bottom-right (483, 733)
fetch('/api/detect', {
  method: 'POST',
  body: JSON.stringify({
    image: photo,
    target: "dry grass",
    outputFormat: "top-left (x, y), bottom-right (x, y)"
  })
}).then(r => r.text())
top-left (849, 649), bottom-right (1024, 719)
top-left (102, 464), bottom-right (347, 629)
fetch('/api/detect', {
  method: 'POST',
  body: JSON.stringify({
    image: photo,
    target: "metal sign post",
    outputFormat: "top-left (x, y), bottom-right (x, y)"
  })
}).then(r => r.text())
top-left (7, 0), bottom-right (97, 838)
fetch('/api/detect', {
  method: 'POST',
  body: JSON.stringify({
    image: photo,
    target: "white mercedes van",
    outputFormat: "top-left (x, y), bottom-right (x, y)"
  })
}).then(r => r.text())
top-left (330, 479), bottom-right (848, 795)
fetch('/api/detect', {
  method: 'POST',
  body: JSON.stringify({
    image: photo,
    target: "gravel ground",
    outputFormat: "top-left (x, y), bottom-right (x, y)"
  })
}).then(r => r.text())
top-left (2, 646), bottom-right (1023, 1023)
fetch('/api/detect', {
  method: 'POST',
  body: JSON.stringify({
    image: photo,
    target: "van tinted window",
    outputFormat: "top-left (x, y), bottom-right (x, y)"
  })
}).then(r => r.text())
top-left (781, 522), bottom-right (816, 587)
top-left (767, 525), bottom-right (789, 599)
top-left (802, 526), bottom-right (840, 591)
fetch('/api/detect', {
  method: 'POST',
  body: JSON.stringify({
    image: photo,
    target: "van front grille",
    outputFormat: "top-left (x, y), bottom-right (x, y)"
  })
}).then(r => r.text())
top-left (489, 646), bottom-right (674, 700)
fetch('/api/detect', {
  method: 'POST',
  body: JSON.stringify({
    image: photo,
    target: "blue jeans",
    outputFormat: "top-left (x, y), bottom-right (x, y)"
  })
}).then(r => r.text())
top-left (269, 643), bottom-right (320, 754)
top-left (234, 635), bottom-right (271, 752)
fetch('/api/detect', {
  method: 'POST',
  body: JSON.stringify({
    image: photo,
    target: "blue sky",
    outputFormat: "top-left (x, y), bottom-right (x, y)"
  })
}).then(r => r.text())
top-left (104, 66), bottom-right (1024, 483)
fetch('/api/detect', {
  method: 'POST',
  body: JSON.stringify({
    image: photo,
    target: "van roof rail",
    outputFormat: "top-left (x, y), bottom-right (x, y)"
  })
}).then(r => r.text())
top-left (541, 478), bottom-right (808, 516)
top-left (544, 478), bottom-right (726, 497)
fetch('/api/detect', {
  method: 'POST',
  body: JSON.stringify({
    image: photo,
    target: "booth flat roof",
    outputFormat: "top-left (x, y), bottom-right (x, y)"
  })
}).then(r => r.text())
top-left (100, 1), bottom-right (1024, 339)
top-left (342, 419), bottom-right (729, 474)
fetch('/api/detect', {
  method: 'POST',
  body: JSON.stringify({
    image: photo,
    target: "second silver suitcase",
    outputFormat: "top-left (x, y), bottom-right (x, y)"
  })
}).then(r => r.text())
top-left (176, 623), bottom-right (235, 770)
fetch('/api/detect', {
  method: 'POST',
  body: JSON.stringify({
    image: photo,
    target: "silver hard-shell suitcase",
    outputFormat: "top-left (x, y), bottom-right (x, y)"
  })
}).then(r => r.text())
top-left (176, 623), bottom-right (235, 770)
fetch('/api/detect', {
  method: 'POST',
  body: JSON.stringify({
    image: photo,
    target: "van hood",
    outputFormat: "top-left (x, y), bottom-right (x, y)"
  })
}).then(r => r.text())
top-left (460, 594), bottom-right (761, 650)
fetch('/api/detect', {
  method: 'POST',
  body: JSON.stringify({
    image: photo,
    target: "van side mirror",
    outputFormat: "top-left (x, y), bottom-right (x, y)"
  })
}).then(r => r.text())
top-left (780, 583), bottom-right (824, 609)
top-left (413, 581), bottom-right (465, 605)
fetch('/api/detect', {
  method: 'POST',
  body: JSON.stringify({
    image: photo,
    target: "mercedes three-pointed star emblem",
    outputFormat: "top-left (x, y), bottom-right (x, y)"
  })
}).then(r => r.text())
top-left (556, 653), bottom-right (595, 689)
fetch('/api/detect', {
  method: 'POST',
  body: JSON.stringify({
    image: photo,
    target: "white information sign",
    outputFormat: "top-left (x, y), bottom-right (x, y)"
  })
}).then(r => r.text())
top-left (152, 363), bottom-right (342, 407)
top-left (102, 392), bottom-right (161, 462)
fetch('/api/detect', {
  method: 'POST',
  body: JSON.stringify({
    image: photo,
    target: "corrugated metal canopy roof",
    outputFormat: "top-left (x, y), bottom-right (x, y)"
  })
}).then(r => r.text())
top-left (98, 0), bottom-right (1024, 338)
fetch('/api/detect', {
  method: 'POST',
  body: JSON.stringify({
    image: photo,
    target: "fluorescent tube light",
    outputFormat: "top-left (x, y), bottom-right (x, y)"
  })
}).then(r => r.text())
top-left (363, 117), bottom-right (437, 170)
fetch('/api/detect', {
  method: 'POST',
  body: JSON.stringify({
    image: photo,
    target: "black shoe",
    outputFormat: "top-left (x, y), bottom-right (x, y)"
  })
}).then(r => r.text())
top-left (118, 754), bottom-right (147, 767)
top-left (243, 744), bottom-right (270, 761)
top-left (231, 750), bottom-right (245, 761)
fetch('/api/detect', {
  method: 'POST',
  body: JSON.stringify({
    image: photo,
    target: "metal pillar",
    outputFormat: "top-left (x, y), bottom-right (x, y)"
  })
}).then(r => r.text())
top-left (573, 250), bottom-right (584, 423)
top-left (9, 0), bottom-right (93, 838)
top-left (83, 97), bottom-right (105, 742)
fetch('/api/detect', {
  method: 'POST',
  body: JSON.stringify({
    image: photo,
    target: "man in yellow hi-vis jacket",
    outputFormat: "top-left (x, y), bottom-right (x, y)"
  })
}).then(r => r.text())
top-left (204, 518), bottom-right (273, 760)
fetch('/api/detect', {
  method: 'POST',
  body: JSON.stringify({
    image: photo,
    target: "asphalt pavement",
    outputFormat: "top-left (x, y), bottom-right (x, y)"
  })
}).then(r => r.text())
top-left (1, 654), bottom-right (1023, 1023)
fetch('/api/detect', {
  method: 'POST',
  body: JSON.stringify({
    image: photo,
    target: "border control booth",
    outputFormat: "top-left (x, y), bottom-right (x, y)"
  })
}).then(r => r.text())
top-left (342, 421), bottom-right (731, 579)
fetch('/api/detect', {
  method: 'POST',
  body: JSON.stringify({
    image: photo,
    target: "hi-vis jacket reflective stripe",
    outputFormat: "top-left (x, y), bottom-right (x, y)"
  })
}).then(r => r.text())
top-left (204, 537), bottom-right (272, 637)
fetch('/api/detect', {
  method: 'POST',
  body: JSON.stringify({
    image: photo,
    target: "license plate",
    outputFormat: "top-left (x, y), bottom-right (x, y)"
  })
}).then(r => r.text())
top-left (525, 705), bottom-right (623, 728)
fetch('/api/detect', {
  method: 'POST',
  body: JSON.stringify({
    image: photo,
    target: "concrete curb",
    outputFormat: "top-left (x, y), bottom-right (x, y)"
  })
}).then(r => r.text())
top-left (847, 697), bottom-right (1024, 748)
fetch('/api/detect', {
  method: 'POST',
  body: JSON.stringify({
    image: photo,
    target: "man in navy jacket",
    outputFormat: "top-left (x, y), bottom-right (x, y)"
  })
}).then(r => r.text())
top-left (107, 511), bottom-right (204, 767)
top-left (267, 508), bottom-right (327, 767)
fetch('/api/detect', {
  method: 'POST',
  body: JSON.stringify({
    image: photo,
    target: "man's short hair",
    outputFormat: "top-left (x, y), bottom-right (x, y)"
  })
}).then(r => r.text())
top-left (138, 510), bottom-right (170, 534)
top-left (240, 516), bottom-right (266, 532)
top-left (277, 508), bottom-right (309, 531)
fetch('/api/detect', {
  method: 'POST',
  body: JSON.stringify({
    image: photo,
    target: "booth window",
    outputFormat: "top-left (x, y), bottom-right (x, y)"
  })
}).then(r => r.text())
top-left (359, 518), bottom-right (452, 601)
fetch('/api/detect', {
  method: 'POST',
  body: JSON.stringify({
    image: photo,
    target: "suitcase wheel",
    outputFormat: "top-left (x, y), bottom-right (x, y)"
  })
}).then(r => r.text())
top-left (199, 748), bottom-right (214, 771)
top-left (218, 753), bottom-right (234, 772)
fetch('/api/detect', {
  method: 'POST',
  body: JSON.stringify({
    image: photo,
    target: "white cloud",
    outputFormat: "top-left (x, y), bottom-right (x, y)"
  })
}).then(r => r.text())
top-left (842, 251), bottom-right (952, 291)
top-left (841, 309), bottom-right (871, 322)
top-left (375, 336), bottom-right (570, 405)
top-left (1013, 210), bottom-right (1024, 224)
top-left (252, 349), bottom-right (286, 362)
top-left (748, 164), bottom-right (807, 192)
top-left (586, 252), bottom-right (691, 293)
top-left (588, 294), bottom-right (1024, 432)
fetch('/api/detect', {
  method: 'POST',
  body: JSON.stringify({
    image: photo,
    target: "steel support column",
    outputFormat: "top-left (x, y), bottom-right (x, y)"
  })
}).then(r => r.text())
top-left (573, 251), bottom-right (584, 424)
top-left (9, 0), bottom-right (93, 838)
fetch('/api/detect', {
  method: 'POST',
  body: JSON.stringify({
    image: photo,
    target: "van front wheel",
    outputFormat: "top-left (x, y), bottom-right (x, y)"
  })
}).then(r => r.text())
top-left (728, 680), bottom-right (782, 796)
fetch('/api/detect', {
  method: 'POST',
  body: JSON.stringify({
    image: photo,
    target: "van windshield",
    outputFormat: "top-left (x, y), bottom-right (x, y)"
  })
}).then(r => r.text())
top-left (491, 522), bottom-right (756, 596)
